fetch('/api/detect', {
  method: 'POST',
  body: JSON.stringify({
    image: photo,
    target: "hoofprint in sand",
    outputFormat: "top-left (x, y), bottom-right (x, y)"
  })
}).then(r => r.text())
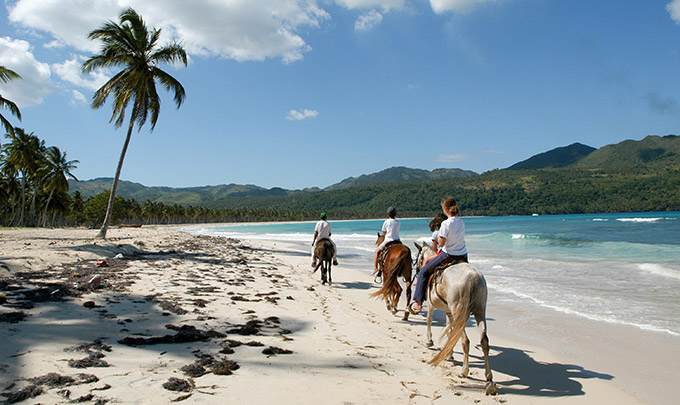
top-left (0, 227), bottom-right (645, 404)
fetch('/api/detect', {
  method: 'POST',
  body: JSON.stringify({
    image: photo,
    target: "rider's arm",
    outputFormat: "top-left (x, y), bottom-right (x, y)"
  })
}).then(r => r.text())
top-left (438, 236), bottom-right (446, 248)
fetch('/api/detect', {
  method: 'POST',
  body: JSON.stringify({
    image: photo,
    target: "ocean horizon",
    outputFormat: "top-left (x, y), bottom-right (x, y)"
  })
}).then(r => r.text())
top-left (181, 211), bottom-right (680, 337)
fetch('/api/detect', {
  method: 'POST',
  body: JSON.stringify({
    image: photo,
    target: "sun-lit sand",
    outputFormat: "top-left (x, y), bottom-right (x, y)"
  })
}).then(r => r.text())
top-left (0, 226), bottom-right (673, 404)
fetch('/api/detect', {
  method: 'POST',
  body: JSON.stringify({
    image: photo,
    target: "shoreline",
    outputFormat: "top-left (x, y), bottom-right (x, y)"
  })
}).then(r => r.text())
top-left (1, 226), bottom-right (675, 404)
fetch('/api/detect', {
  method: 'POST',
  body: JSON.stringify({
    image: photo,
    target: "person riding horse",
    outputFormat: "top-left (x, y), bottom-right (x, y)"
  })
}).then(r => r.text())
top-left (410, 196), bottom-right (468, 315)
top-left (373, 206), bottom-right (400, 275)
top-left (312, 212), bottom-right (338, 268)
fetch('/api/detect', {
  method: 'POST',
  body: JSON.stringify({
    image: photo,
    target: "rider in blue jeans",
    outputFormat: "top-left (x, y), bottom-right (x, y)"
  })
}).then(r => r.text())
top-left (410, 196), bottom-right (468, 314)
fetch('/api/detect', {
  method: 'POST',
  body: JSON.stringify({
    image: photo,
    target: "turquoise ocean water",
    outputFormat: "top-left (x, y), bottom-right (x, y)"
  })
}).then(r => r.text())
top-left (182, 211), bottom-right (680, 337)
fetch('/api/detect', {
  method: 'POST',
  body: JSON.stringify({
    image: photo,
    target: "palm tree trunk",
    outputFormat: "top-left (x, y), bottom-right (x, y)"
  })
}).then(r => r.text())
top-left (42, 189), bottom-right (54, 227)
top-left (30, 182), bottom-right (39, 227)
top-left (96, 118), bottom-right (135, 239)
top-left (16, 176), bottom-right (26, 227)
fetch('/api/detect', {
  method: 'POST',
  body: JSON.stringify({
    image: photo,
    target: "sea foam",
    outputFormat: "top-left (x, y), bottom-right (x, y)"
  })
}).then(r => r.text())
top-left (638, 263), bottom-right (680, 280)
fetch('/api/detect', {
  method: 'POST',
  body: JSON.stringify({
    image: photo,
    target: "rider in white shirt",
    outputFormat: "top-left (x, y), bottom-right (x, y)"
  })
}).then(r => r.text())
top-left (373, 206), bottom-right (400, 275)
top-left (312, 212), bottom-right (338, 267)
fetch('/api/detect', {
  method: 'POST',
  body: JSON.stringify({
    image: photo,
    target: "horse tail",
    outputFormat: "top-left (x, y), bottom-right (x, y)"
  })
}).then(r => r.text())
top-left (370, 247), bottom-right (408, 301)
top-left (428, 272), bottom-right (474, 366)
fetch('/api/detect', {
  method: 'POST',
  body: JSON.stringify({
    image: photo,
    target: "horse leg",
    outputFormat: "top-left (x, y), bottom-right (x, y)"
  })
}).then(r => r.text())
top-left (476, 316), bottom-right (496, 395)
top-left (426, 302), bottom-right (434, 347)
top-left (328, 261), bottom-right (332, 285)
top-left (391, 284), bottom-right (401, 315)
top-left (447, 313), bottom-right (457, 363)
top-left (401, 280), bottom-right (411, 321)
top-left (460, 330), bottom-right (470, 377)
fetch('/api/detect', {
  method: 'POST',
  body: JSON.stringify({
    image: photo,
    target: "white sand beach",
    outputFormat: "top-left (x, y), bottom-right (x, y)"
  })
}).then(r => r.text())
top-left (0, 226), bottom-right (676, 404)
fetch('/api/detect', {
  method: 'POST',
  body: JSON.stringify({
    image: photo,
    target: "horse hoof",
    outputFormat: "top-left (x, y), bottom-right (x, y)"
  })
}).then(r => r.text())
top-left (459, 367), bottom-right (469, 378)
top-left (401, 311), bottom-right (409, 321)
top-left (386, 303), bottom-right (392, 311)
top-left (426, 340), bottom-right (434, 347)
top-left (485, 381), bottom-right (497, 396)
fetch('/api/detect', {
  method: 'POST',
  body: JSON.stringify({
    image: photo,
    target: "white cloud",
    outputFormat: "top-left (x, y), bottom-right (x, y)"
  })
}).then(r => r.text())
top-left (8, 0), bottom-right (330, 64)
top-left (0, 36), bottom-right (52, 107)
top-left (52, 57), bottom-right (110, 91)
top-left (435, 153), bottom-right (468, 163)
top-left (667, 0), bottom-right (680, 23)
top-left (286, 109), bottom-right (319, 121)
top-left (355, 10), bottom-right (384, 31)
top-left (335, 0), bottom-right (405, 10)
top-left (430, 0), bottom-right (500, 14)
top-left (70, 89), bottom-right (87, 105)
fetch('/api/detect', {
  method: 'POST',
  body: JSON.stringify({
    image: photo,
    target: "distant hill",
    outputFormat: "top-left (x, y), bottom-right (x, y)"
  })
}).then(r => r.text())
top-left (325, 166), bottom-right (478, 190)
top-left (571, 135), bottom-right (679, 171)
top-left (507, 143), bottom-right (596, 170)
top-left (69, 135), bottom-right (680, 211)
top-left (68, 178), bottom-right (289, 204)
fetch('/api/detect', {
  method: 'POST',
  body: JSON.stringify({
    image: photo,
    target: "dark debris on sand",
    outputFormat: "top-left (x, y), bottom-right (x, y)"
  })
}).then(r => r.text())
top-left (65, 339), bottom-right (113, 368)
top-left (262, 346), bottom-right (293, 355)
top-left (0, 311), bottom-right (28, 323)
top-left (181, 353), bottom-right (240, 377)
top-left (1, 373), bottom-right (99, 404)
top-left (118, 324), bottom-right (225, 346)
top-left (226, 316), bottom-right (284, 336)
top-left (163, 377), bottom-right (193, 392)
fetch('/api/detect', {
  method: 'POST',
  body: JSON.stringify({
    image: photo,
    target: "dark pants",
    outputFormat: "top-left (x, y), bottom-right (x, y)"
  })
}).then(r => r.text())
top-left (414, 252), bottom-right (468, 303)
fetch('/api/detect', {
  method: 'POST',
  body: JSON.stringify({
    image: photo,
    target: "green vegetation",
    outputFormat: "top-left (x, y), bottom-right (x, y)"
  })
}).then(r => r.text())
top-left (3, 133), bottom-right (679, 227)
top-left (1, 129), bottom-right (78, 227)
top-left (0, 66), bottom-right (22, 137)
top-left (507, 142), bottom-right (596, 170)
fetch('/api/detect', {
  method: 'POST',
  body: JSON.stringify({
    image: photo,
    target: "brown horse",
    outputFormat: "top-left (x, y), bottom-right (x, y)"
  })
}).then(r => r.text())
top-left (370, 233), bottom-right (413, 321)
top-left (312, 238), bottom-right (334, 285)
top-left (413, 241), bottom-right (496, 395)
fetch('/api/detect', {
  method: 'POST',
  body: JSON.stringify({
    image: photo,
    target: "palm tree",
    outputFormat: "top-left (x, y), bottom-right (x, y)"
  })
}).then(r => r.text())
top-left (82, 7), bottom-right (187, 239)
top-left (0, 66), bottom-right (22, 140)
top-left (2, 128), bottom-right (44, 226)
top-left (40, 146), bottom-right (79, 226)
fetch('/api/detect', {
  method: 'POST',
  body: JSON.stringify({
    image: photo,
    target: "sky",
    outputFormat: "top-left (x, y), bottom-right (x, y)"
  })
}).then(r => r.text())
top-left (2, 0), bottom-right (680, 190)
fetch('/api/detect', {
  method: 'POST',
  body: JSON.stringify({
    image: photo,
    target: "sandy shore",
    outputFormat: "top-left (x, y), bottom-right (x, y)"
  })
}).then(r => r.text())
top-left (0, 226), bottom-right (673, 404)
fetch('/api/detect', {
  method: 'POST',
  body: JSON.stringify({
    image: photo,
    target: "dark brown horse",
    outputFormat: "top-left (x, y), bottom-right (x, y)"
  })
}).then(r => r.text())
top-left (312, 238), bottom-right (334, 285)
top-left (370, 233), bottom-right (413, 320)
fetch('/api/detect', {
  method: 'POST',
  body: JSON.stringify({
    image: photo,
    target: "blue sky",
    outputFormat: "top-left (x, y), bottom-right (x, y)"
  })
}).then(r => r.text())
top-left (2, 0), bottom-right (680, 189)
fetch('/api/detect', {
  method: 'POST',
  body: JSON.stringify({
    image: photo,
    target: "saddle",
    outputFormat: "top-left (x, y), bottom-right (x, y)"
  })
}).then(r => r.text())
top-left (427, 254), bottom-right (468, 291)
top-left (378, 240), bottom-right (402, 270)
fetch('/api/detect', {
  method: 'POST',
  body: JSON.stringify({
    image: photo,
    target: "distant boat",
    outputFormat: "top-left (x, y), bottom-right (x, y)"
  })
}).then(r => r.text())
top-left (532, 213), bottom-right (539, 216)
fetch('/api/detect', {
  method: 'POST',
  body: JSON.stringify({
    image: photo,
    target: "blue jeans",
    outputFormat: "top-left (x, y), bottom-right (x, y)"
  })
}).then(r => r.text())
top-left (413, 252), bottom-right (468, 303)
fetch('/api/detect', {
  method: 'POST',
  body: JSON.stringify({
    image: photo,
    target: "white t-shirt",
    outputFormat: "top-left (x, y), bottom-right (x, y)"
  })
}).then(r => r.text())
top-left (431, 230), bottom-right (440, 250)
top-left (314, 220), bottom-right (332, 242)
top-left (439, 216), bottom-right (467, 255)
top-left (382, 218), bottom-right (400, 242)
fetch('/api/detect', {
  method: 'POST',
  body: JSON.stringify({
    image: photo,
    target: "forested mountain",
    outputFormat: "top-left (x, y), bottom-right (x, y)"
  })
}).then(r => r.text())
top-left (572, 135), bottom-right (679, 171)
top-left (69, 178), bottom-right (290, 204)
top-left (68, 135), bottom-right (680, 217)
top-left (507, 142), bottom-right (596, 170)
top-left (325, 166), bottom-right (478, 190)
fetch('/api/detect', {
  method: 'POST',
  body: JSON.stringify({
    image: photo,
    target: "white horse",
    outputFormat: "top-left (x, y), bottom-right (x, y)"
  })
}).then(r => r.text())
top-left (413, 242), bottom-right (496, 395)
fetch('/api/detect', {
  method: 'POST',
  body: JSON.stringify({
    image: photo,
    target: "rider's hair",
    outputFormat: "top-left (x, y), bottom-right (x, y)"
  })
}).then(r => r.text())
top-left (387, 206), bottom-right (397, 218)
top-left (429, 212), bottom-right (448, 231)
top-left (441, 196), bottom-right (460, 216)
